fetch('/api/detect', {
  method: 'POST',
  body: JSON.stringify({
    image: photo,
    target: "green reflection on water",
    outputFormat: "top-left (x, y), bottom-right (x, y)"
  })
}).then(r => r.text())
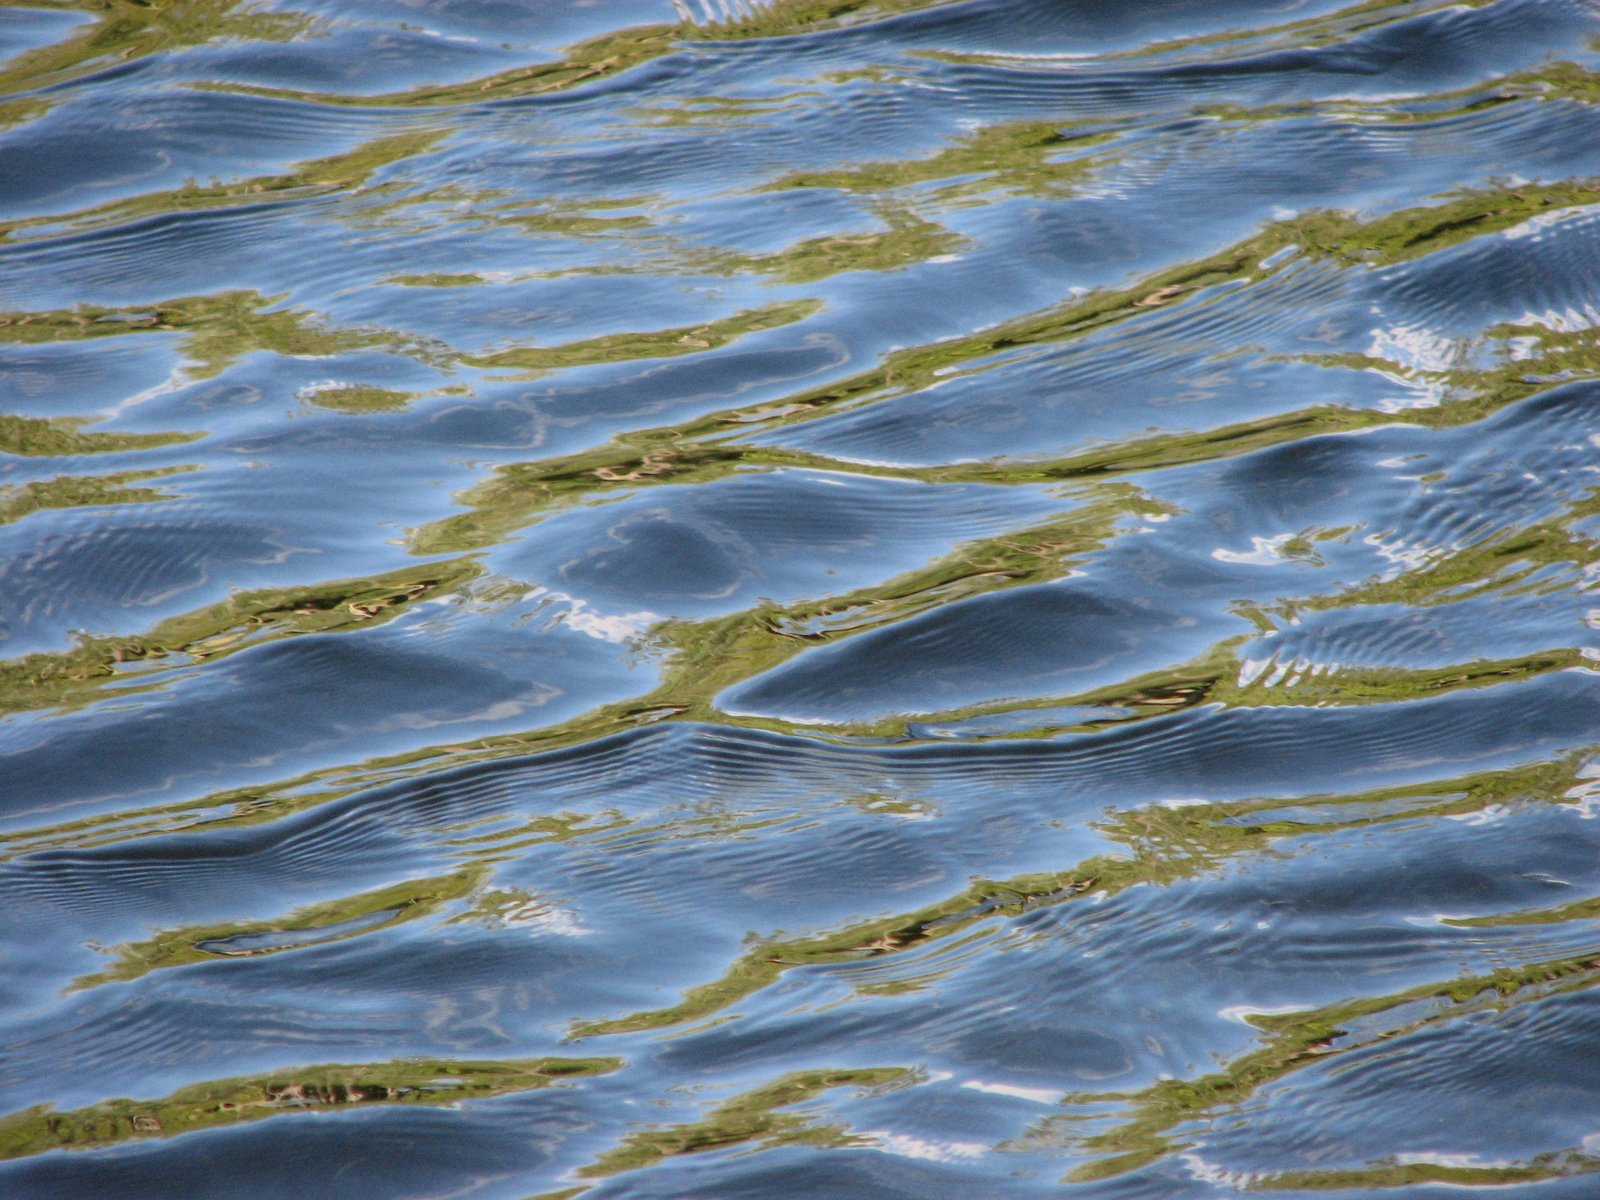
top-left (0, 414), bottom-right (197, 457)
top-left (298, 383), bottom-right (425, 412)
top-left (570, 757), bottom-right (1588, 1040)
top-left (578, 1067), bottom-right (910, 1178)
top-left (0, 287), bottom-right (444, 379)
top-left (409, 175), bottom-right (1600, 559)
top-left (0, 0), bottom-right (312, 102)
top-left (0, 131), bottom-right (447, 244)
top-left (466, 299), bottom-right (823, 378)
top-left (1238, 1150), bottom-right (1600, 1191)
top-left (0, 557), bottom-right (480, 717)
top-left (1058, 942), bottom-right (1600, 1182)
top-left (6, 174), bottom-right (1600, 876)
top-left (73, 867), bottom-right (490, 990)
top-left (768, 119), bottom-right (1114, 201)
top-left (0, 466), bottom-right (196, 525)
top-left (0, 1055), bottom-right (620, 1161)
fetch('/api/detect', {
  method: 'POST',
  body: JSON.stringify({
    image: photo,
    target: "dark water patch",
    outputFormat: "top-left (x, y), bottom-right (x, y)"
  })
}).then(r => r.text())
top-left (718, 579), bottom-right (1236, 723)
top-left (493, 469), bottom-right (1071, 619)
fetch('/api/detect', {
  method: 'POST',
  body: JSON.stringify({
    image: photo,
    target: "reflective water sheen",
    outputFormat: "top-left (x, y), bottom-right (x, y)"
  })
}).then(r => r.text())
top-left (5, 0), bottom-right (1600, 1195)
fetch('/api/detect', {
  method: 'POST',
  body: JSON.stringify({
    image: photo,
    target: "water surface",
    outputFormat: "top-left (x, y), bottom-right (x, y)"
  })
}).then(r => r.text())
top-left (5, 0), bottom-right (1600, 1195)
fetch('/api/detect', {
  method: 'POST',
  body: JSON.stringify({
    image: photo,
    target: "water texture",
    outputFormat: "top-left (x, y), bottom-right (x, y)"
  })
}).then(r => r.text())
top-left (4, 0), bottom-right (1600, 1195)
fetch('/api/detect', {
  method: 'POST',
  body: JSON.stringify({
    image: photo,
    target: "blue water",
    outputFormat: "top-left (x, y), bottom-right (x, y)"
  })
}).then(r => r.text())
top-left (5, 0), bottom-right (1600, 1195)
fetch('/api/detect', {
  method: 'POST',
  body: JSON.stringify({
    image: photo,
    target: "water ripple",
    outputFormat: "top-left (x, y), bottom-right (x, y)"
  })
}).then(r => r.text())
top-left (5, 0), bottom-right (1600, 1196)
